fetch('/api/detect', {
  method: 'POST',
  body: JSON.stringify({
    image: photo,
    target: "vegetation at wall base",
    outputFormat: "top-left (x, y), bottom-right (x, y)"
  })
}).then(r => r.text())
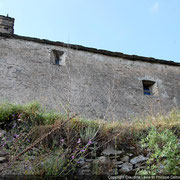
top-left (0, 102), bottom-right (180, 176)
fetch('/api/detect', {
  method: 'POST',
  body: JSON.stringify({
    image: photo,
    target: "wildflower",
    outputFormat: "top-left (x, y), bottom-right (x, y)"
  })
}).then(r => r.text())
top-left (18, 114), bottom-right (23, 121)
top-left (13, 134), bottom-right (19, 139)
top-left (77, 158), bottom-right (84, 164)
top-left (2, 142), bottom-right (6, 147)
top-left (60, 139), bottom-right (64, 143)
top-left (0, 133), bottom-right (2, 137)
top-left (77, 138), bottom-right (81, 144)
top-left (88, 140), bottom-right (92, 145)
top-left (72, 155), bottom-right (75, 159)
top-left (81, 149), bottom-right (85, 152)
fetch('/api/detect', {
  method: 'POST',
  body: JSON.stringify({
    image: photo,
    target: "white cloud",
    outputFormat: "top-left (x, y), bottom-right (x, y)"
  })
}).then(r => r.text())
top-left (151, 2), bottom-right (159, 14)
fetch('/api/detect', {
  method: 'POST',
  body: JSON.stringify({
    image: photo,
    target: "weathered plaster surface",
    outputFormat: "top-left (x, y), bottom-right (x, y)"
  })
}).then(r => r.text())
top-left (0, 36), bottom-right (179, 120)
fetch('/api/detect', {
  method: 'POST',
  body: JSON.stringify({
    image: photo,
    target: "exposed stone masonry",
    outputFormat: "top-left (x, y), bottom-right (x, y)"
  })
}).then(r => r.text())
top-left (0, 16), bottom-right (14, 34)
top-left (0, 16), bottom-right (179, 120)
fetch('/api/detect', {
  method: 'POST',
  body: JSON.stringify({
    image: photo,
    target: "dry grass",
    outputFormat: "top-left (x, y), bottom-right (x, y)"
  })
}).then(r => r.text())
top-left (1, 102), bottom-right (180, 175)
top-left (1, 102), bottom-right (180, 153)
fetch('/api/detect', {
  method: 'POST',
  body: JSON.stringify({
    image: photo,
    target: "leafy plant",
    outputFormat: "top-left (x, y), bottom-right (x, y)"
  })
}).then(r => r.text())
top-left (139, 127), bottom-right (180, 175)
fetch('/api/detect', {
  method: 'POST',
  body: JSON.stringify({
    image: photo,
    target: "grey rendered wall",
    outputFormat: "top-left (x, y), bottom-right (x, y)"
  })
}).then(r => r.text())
top-left (0, 37), bottom-right (180, 120)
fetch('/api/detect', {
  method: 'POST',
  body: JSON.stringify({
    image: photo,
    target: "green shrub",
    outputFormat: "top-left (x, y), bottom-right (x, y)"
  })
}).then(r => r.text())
top-left (0, 102), bottom-right (63, 127)
top-left (139, 127), bottom-right (180, 175)
top-left (0, 102), bottom-right (23, 123)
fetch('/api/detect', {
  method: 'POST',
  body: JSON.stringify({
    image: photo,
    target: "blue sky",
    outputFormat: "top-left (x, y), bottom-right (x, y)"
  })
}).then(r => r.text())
top-left (0, 0), bottom-right (180, 62)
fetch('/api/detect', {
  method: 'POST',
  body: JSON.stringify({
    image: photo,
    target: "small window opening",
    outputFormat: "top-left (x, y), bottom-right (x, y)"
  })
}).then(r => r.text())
top-left (142, 80), bottom-right (156, 96)
top-left (52, 50), bottom-right (66, 66)
top-left (4, 27), bottom-right (8, 30)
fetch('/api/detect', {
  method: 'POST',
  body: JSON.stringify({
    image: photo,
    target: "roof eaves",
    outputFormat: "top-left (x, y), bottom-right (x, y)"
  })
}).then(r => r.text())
top-left (0, 32), bottom-right (179, 67)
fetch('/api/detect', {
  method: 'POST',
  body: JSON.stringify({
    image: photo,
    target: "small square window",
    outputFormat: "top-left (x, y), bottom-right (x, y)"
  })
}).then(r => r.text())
top-left (142, 80), bottom-right (156, 96)
top-left (51, 50), bottom-right (66, 66)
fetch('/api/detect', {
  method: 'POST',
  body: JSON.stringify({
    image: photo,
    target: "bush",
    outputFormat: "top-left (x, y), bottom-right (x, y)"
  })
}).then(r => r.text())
top-left (139, 127), bottom-right (180, 175)
top-left (0, 102), bottom-right (23, 124)
top-left (0, 102), bottom-right (63, 128)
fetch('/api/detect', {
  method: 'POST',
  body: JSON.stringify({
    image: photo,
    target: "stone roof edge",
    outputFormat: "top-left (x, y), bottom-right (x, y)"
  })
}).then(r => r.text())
top-left (0, 32), bottom-right (180, 66)
top-left (0, 15), bottom-right (15, 21)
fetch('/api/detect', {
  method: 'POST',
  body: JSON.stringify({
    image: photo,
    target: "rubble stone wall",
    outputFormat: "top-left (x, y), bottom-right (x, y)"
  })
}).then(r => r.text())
top-left (0, 36), bottom-right (180, 120)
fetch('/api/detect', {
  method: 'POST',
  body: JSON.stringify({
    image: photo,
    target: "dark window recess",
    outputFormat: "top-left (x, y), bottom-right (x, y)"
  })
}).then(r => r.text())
top-left (52, 50), bottom-right (64, 65)
top-left (142, 80), bottom-right (155, 96)
top-left (143, 85), bottom-right (151, 95)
